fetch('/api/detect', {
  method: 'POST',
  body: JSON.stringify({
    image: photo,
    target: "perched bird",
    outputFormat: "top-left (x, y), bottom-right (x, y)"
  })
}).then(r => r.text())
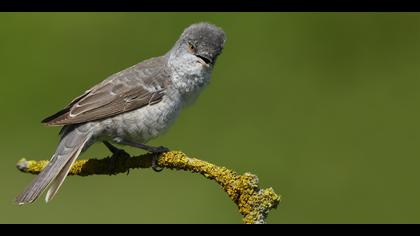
top-left (16, 22), bottom-right (226, 205)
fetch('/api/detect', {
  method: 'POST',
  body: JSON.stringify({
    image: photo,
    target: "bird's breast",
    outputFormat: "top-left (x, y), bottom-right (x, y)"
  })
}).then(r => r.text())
top-left (169, 56), bottom-right (212, 96)
top-left (95, 92), bottom-right (182, 144)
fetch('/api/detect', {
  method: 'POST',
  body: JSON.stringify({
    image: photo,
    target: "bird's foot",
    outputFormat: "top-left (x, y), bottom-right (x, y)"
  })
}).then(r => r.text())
top-left (136, 145), bottom-right (168, 172)
top-left (149, 146), bottom-right (169, 172)
top-left (114, 140), bottom-right (169, 172)
top-left (151, 153), bottom-right (164, 172)
top-left (103, 141), bottom-right (131, 175)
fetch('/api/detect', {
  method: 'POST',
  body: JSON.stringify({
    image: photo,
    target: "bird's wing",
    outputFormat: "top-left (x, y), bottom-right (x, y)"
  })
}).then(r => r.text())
top-left (42, 56), bottom-right (169, 126)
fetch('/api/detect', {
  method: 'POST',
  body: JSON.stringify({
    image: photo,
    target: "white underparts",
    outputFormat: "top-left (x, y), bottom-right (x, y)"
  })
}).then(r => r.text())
top-left (89, 51), bottom-right (213, 146)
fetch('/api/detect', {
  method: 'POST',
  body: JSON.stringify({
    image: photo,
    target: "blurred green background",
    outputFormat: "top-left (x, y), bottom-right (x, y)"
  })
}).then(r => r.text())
top-left (1, 13), bottom-right (420, 223)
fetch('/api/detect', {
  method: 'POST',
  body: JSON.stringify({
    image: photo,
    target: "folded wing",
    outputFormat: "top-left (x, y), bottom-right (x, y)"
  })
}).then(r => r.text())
top-left (42, 56), bottom-right (168, 126)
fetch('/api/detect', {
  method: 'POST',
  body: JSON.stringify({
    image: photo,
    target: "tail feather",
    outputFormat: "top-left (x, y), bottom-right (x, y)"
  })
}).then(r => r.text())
top-left (15, 155), bottom-right (63, 205)
top-left (15, 126), bottom-right (91, 205)
top-left (45, 136), bottom-right (89, 202)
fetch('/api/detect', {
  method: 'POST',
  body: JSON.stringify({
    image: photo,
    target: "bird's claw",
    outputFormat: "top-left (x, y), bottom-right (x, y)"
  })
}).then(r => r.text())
top-left (151, 153), bottom-right (164, 172)
top-left (149, 146), bottom-right (169, 172)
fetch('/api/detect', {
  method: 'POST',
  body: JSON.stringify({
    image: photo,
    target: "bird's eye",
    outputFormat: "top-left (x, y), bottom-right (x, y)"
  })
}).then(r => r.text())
top-left (188, 41), bottom-right (195, 51)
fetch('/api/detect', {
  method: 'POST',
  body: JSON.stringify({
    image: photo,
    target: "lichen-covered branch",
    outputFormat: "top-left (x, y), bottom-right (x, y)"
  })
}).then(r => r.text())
top-left (16, 151), bottom-right (281, 224)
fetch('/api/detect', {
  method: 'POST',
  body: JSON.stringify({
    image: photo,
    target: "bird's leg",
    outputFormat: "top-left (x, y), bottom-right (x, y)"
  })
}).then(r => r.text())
top-left (103, 141), bottom-right (131, 175)
top-left (117, 140), bottom-right (169, 172)
top-left (119, 141), bottom-right (170, 153)
top-left (103, 141), bottom-right (130, 157)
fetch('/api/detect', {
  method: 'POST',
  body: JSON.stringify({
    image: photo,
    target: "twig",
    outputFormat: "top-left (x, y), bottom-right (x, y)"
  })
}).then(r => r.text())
top-left (16, 151), bottom-right (281, 224)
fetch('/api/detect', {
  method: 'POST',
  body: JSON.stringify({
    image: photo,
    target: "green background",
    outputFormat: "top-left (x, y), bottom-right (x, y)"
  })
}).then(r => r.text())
top-left (1, 13), bottom-right (420, 223)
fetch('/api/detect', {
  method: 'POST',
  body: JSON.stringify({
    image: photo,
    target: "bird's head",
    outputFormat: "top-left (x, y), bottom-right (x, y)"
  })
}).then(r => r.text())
top-left (170, 22), bottom-right (226, 68)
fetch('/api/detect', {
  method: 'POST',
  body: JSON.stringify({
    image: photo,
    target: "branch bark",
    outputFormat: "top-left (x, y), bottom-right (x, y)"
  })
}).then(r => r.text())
top-left (16, 150), bottom-right (281, 224)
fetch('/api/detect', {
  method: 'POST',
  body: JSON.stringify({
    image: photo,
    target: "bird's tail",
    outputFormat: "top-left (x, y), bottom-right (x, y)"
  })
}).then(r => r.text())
top-left (16, 126), bottom-right (92, 205)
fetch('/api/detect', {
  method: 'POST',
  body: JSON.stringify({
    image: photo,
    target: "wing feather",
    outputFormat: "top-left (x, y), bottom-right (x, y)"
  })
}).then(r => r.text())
top-left (42, 56), bottom-right (168, 126)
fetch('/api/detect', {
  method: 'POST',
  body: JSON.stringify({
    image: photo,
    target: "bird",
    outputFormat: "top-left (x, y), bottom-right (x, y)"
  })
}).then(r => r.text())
top-left (16, 22), bottom-right (226, 205)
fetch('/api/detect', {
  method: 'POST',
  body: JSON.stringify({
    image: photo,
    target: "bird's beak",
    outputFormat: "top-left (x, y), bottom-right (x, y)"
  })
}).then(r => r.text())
top-left (196, 54), bottom-right (213, 67)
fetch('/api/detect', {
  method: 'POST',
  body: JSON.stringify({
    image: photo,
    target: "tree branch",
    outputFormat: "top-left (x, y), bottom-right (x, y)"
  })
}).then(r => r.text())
top-left (16, 151), bottom-right (281, 224)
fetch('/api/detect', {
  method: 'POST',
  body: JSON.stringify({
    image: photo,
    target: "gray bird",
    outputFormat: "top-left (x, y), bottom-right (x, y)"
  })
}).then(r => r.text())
top-left (16, 22), bottom-right (226, 205)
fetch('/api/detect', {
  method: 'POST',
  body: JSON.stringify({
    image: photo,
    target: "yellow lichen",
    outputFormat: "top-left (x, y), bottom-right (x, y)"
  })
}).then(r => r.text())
top-left (16, 150), bottom-right (281, 224)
